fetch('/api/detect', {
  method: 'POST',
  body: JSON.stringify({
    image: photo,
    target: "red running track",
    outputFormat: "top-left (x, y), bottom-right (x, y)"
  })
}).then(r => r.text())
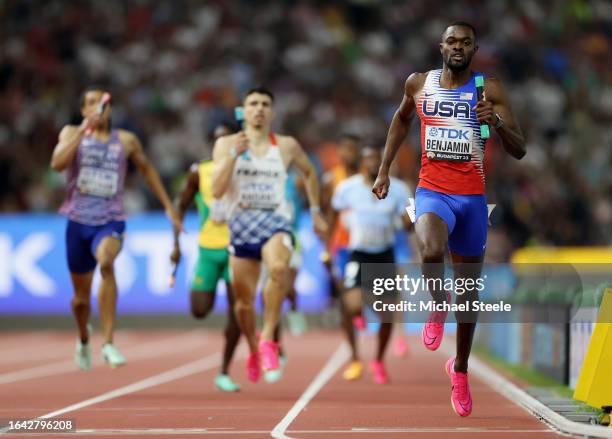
top-left (0, 329), bottom-right (566, 438)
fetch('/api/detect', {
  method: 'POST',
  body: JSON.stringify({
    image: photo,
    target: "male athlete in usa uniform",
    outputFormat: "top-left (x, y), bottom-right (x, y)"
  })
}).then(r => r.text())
top-left (372, 22), bottom-right (525, 416)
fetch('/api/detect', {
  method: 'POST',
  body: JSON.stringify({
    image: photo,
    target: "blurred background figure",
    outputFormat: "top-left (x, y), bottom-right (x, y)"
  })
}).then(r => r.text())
top-left (332, 146), bottom-right (412, 384)
top-left (170, 123), bottom-right (242, 392)
top-left (51, 86), bottom-right (181, 369)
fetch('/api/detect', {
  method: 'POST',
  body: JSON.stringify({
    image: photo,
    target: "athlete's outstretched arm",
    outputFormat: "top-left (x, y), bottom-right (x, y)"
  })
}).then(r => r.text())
top-left (171, 164), bottom-right (199, 264)
top-left (373, 73), bottom-right (421, 199)
top-left (211, 133), bottom-right (248, 198)
top-left (477, 78), bottom-right (526, 160)
top-left (288, 138), bottom-right (328, 238)
top-left (124, 131), bottom-right (183, 231)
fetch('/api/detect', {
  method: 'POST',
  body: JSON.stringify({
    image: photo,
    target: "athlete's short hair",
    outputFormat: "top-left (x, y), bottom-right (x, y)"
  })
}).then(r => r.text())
top-left (443, 21), bottom-right (477, 40)
top-left (79, 85), bottom-right (110, 108)
top-left (244, 86), bottom-right (274, 103)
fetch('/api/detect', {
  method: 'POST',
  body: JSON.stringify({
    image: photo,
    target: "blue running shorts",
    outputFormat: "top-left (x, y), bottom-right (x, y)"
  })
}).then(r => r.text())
top-left (66, 220), bottom-right (125, 273)
top-left (415, 187), bottom-right (487, 257)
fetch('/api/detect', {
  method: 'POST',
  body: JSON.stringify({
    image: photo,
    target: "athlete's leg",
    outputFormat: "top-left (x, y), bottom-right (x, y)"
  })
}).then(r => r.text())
top-left (189, 248), bottom-right (220, 319)
top-left (342, 287), bottom-right (361, 361)
top-left (376, 322), bottom-right (393, 361)
top-left (273, 322), bottom-right (282, 353)
top-left (286, 267), bottom-right (298, 311)
top-left (415, 206), bottom-right (455, 351)
top-left (66, 220), bottom-right (97, 343)
top-left (369, 319), bottom-right (393, 384)
top-left (392, 294), bottom-right (409, 357)
top-left (447, 194), bottom-right (488, 373)
top-left (70, 272), bottom-right (94, 343)
top-left (450, 253), bottom-right (483, 373)
top-left (443, 195), bottom-right (487, 416)
top-left (340, 286), bottom-right (364, 380)
top-left (230, 255), bottom-right (261, 353)
top-left (95, 236), bottom-right (122, 344)
top-left (65, 221), bottom-right (97, 370)
top-left (221, 282), bottom-right (241, 375)
top-left (191, 292), bottom-right (215, 319)
top-left (415, 213), bottom-right (449, 304)
top-left (260, 233), bottom-right (292, 341)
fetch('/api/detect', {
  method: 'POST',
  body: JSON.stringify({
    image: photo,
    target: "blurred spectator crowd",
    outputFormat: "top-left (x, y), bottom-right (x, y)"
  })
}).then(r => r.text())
top-left (0, 0), bottom-right (610, 253)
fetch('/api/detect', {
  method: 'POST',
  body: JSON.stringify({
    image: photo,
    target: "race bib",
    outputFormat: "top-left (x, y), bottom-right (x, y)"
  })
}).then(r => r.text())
top-left (424, 125), bottom-right (473, 162)
top-left (238, 181), bottom-right (281, 210)
top-left (77, 167), bottom-right (118, 198)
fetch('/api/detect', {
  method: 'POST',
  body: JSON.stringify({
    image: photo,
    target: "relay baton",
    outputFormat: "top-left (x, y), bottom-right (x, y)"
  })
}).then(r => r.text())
top-left (474, 76), bottom-right (490, 140)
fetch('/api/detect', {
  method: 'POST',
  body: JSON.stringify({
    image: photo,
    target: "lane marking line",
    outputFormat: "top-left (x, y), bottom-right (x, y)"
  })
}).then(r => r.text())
top-left (0, 351), bottom-right (227, 434)
top-left (271, 343), bottom-right (350, 439)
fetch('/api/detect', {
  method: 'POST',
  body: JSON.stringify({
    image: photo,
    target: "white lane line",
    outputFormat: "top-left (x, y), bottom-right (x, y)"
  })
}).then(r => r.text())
top-left (271, 343), bottom-right (350, 439)
top-left (0, 330), bottom-right (204, 385)
top-left (440, 339), bottom-right (612, 438)
top-left (3, 427), bottom-right (553, 436)
top-left (0, 351), bottom-right (226, 435)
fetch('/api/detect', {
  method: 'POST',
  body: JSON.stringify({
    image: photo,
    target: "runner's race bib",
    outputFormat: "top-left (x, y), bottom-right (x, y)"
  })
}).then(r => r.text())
top-left (238, 181), bottom-right (281, 210)
top-left (77, 167), bottom-right (119, 198)
top-left (424, 125), bottom-right (473, 162)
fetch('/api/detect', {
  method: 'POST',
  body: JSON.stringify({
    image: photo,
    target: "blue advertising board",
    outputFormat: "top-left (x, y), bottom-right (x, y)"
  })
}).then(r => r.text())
top-left (0, 212), bottom-right (331, 315)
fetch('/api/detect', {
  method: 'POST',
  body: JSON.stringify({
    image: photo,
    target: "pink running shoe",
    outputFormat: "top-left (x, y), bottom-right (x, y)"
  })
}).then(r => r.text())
top-left (246, 352), bottom-right (261, 383)
top-left (392, 337), bottom-right (409, 357)
top-left (259, 340), bottom-right (280, 371)
top-left (370, 360), bottom-right (389, 384)
top-left (421, 291), bottom-right (451, 351)
top-left (445, 357), bottom-right (472, 417)
top-left (352, 315), bottom-right (366, 330)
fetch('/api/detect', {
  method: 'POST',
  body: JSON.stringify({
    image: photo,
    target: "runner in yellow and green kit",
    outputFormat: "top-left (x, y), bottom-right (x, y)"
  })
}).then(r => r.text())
top-left (171, 125), bottom-right (241, 392)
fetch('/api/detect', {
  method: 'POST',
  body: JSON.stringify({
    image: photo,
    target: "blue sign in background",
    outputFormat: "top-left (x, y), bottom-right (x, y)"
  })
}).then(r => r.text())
top-left (0, 212), bottom-right (331, 315)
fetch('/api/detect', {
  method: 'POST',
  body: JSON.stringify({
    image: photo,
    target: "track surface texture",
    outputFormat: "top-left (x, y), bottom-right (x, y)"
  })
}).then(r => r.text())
top-left (0, 329), bottom-right (566, 438)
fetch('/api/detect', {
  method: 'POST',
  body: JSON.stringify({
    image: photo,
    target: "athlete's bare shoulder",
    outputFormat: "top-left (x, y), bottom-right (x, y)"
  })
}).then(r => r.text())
top-left (274, 133), bottom-right (298, 148)
top-left (273, 134), bottom-right (305, 169)
top-left (58, 124), bottom-right (80, 139)
top-left (216, 132), bottom-right (239, 149)
top-left (117, 128), bottom-right (138, 142)
top-left (117, 129), bottom-right (141, 155)
top-left (405, 72), bottom-right (428, 98)
top-left (274, 134), bottom-right (302, 156)
top-left (211, 132), bottom-right (238, 160)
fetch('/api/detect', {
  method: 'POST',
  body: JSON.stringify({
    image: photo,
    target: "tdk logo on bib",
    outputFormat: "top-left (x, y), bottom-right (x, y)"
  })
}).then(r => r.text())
top-left (428, 127), bottom-right (470, 140)
top-left (425, 125), bottom-right (473, 162)
top-left (422, 100), bottom-right (471, 118)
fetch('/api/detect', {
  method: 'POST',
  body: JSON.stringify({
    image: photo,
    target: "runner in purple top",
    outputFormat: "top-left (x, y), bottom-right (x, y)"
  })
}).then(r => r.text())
top-left (51, 86), bottom-right (183, 370)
